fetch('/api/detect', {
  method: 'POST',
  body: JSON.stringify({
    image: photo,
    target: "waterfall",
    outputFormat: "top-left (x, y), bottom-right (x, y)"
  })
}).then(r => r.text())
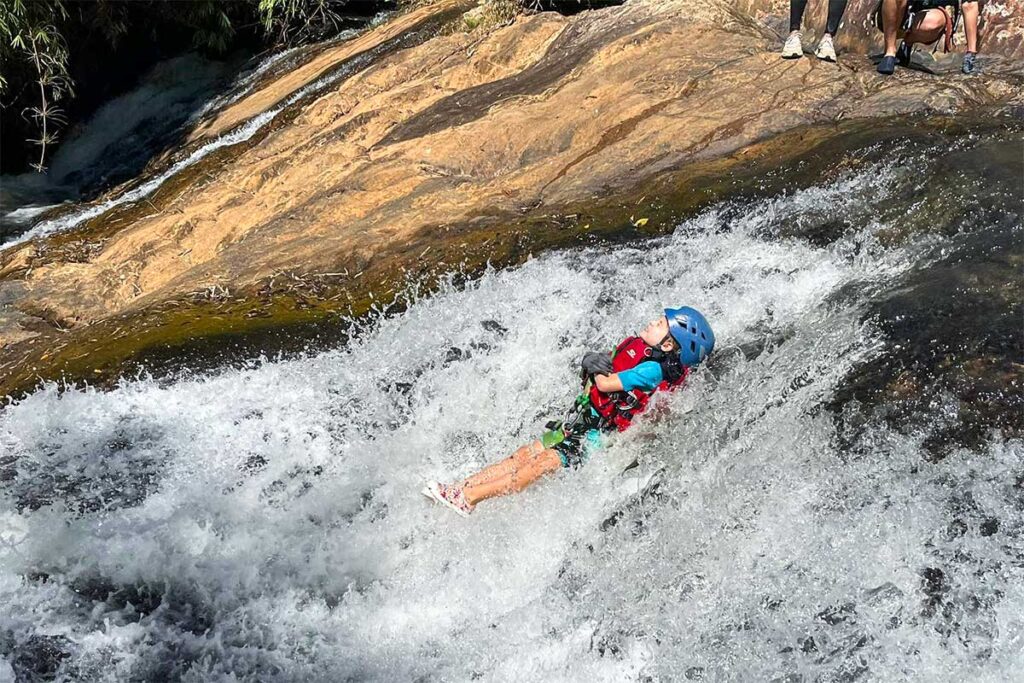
top-left (2, 147), bottom-right (1020, 680)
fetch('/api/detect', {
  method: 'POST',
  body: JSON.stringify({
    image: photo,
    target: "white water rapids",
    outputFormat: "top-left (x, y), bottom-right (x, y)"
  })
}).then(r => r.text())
top-left (1, 166), bottom-right (1021, 681)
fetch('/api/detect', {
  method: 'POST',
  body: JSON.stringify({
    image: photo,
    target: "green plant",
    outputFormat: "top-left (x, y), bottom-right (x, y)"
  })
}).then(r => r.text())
top-left (1, 0), bottom-right (73, 171)
top-left (459, 0), bottom-right (522, 33)
top-left (1, 0), bottom-right (379, 174)
top-left (258, 0), bottom-right (344, 45)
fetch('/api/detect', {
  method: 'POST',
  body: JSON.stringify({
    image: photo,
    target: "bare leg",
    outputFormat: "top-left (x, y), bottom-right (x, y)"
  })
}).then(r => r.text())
top-left (882, 0), bottom-right (909, 56)
top-left (903, 9), bottom-right (946, 47)
top-left (962, 0), bottom-right (979, 53)
top-left (461, 440), bottom-right (563, 506)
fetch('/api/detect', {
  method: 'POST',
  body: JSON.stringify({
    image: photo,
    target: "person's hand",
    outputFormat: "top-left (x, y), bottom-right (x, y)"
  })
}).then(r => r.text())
top-left (581, 351), bottom-right (613, 376)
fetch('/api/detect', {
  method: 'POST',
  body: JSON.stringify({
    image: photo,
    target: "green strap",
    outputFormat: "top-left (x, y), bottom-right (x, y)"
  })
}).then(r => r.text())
top-left (541, 428), bottom-right (566, 449)
top-left (541, 380), bottom-right (595, 449)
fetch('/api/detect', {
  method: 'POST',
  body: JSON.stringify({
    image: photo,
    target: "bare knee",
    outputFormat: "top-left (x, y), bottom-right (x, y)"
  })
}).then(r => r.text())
top-left (511, 440), bottom-right (545, 467)
top-left (903, 9), bottom-right (944, 45)
top-left (506, 441), bottom-right (561, 492)
top-left (918, 9), bottom-right (946, 33)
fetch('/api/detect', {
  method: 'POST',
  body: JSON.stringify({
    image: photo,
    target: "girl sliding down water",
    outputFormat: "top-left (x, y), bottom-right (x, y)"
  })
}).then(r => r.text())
top-left (423, 307), bottom-right (715, 516)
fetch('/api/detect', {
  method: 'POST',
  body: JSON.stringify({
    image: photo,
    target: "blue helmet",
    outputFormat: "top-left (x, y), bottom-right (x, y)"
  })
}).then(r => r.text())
top-left (665, 306), bottom-right (715, 367)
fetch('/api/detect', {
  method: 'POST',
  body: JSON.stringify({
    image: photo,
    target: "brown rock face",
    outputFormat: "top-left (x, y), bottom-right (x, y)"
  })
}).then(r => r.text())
top-left (0, 0), bottom-right (1022, 395)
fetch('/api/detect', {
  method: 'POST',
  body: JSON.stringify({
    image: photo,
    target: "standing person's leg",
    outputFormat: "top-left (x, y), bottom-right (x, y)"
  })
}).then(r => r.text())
top-left (879, 8), bottom-right (946, 73)
top-left (961, 0), bottom-right (980, 73)
top-left (783, 0), bottom-right (809, 58)
top-left (882, 0), bottom-right (909, 57)
top-left (878, 0), bottom-right (909, 73)
top-left (790, 0), bottom-right (809, 33)
top-left (814, 0), bottom-right (849, 61)
top-left (962, 0), bottom-right (980, 52)
top-left (825, 0), bottom-right (849, 36)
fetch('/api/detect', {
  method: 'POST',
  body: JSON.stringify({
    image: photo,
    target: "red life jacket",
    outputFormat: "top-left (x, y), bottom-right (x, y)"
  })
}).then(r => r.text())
top-left (588, 336), bottom-right (689, 432)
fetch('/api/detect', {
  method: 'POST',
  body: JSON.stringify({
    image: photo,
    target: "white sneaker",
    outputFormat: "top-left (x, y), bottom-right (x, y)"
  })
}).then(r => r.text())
top-left (422, 481), bottom-right (474, 517)
top-left (782, 31), bottom-right (803, 59)
top-left (815, 34), bottom-right (837, 62)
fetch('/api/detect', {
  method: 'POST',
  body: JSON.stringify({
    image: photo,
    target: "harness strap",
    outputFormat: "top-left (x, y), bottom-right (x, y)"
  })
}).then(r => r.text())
top-left (895, 1), bottom-right (959, 51)
top-left (939, 6), bottom-right (954, 51)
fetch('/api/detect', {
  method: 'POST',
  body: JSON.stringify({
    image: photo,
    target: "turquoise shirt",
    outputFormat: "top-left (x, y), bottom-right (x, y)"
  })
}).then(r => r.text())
top-left (617, 361), bottom-right (663, 392)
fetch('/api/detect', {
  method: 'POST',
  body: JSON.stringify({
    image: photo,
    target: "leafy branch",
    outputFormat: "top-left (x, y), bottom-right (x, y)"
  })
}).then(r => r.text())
top-left (18, 24), bottom-right (73, 171)
top-left (1, 0), bottom-right (71, 172)
top-left (258, 0), bottom-right (344, 45)
top-left (0, 0), bottom-right (383, 173)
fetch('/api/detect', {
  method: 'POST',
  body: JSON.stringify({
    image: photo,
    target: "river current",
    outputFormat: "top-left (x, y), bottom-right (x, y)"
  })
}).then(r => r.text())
top-left (1, 130), bottom-right (1021, 681)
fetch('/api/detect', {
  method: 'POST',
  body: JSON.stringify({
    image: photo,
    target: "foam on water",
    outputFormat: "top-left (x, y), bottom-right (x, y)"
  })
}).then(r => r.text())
top-left (188, 26), bottom-right (363, 124)
top-left (190, 46), bottom-right (307, 123)
top-left (1, 166), bottom-right (1021, 681)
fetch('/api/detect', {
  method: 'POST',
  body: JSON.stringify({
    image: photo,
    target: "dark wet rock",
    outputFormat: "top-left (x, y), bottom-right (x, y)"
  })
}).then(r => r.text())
top-left (70, 575), bottom-right (166, 624)
top-left (389, 381), bottom-right (414, 395)
top-left (921, 566), bottom-right (949, 616)
top-left (0, 454), bottom-right (15, 483)
top-left (444, 346), bottom-right (467, 364)
top-left (481, 319), bottom-right (507, 335)
top-left (828, 132), bottom-right (1024, 459)
top-left (241, 452), bottom-right (269, 474)
top-left (591, 629), bottom-right (625, 658)
top-left (816, 602), bottom-right (856, 626)
top-left (980, 517), bottom-right (1000, 536)
top-left (468, 340), bottom-right (492, 353)
top-left (5, 634), bottom-right (73, 682)
top-left (1, 416), bottom-right (167, 514)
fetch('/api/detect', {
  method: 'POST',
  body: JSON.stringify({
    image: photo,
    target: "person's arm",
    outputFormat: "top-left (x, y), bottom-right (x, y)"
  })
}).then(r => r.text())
top-left (594, 372), bottom-right (625, 393)
top-left (594, 362), bottom-right (663, 394)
